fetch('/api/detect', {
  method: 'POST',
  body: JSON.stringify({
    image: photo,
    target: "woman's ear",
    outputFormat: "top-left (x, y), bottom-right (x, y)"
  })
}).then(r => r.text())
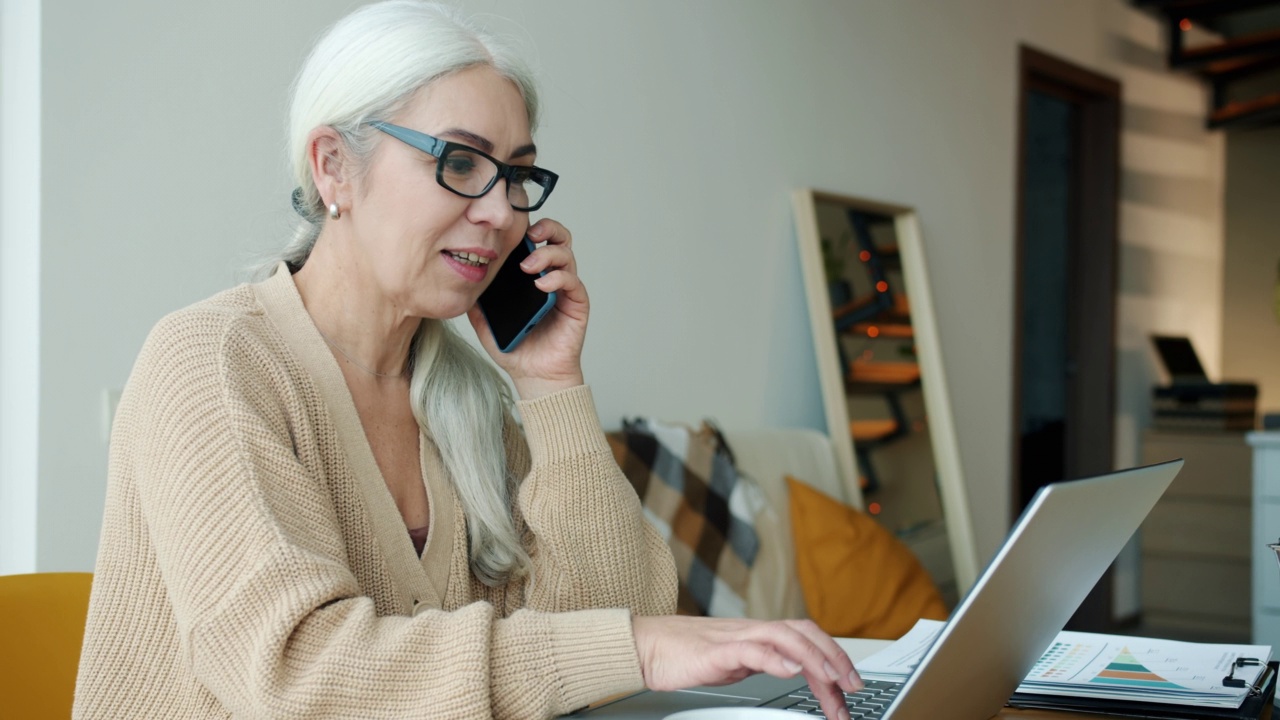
top-left (306, 126), bottom-right (349, 214)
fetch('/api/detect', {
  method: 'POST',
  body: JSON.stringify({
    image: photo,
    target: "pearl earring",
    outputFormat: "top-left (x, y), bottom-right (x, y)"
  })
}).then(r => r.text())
top-left (328, 203), bottom-right (341, 220)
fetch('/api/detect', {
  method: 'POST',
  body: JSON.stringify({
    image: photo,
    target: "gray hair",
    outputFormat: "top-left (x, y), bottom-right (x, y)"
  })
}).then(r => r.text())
top-left (268, 0), bottom-right (539, 585)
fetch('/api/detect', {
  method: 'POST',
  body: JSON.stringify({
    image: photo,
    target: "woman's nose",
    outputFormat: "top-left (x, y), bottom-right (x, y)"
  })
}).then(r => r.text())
top-left (469, 178), bottom-right (515, 230)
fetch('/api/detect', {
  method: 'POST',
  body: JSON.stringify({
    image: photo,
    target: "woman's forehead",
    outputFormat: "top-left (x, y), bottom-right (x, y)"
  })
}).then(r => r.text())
top-left (396, 66), bottom-right (532, 151)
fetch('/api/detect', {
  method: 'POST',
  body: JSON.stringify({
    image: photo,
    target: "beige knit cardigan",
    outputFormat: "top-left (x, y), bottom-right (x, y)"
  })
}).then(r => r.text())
top-left (73, 266), bottom-right (677, 719)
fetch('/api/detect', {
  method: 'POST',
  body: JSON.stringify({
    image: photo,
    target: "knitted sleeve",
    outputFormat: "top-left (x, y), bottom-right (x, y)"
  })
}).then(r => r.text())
top-left (127, 311), bottom-right (643, 719)
top-left (474, 386), bottom-right (678, 617)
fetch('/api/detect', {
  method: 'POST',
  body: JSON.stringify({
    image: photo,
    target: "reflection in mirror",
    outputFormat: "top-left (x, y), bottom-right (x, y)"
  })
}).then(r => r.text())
top-left (792, 189), bottom-right (980, 604)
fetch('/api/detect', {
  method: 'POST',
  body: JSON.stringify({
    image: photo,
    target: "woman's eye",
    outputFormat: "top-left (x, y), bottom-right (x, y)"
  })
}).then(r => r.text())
top-left (444, 157), bottom-right (477, 175)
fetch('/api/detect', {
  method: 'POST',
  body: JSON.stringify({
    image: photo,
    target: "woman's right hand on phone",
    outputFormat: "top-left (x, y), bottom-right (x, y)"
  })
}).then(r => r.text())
top-left (631, 615), bottom-right (863, 720)
top-left (470, 218), bottom-right (587, 401)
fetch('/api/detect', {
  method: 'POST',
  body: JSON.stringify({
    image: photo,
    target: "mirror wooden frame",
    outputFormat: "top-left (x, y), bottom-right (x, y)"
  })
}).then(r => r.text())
top-left (792, 188), bottom-right (980, 595)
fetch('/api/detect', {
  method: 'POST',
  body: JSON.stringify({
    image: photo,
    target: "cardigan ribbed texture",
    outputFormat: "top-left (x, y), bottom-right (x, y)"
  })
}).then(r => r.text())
top-left (73, 266), bottom-right (677, 719)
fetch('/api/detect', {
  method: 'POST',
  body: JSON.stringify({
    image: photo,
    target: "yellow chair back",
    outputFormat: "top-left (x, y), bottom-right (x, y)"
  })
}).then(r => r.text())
top-left (0, 572), bottom-right (94, 719)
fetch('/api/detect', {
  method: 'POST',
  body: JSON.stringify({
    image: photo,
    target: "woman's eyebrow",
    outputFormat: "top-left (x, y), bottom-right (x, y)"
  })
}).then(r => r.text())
top-left (438, 128), bottom-right (537, 160)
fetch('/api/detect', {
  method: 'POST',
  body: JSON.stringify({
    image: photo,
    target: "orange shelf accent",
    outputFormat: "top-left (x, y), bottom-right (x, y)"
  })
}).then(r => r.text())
top-left (852, 322), bottom-right (914, 339)
top-left (850, 419), bottom-right (900, 443)
top-left (848, 361), bottom-right (921, 386)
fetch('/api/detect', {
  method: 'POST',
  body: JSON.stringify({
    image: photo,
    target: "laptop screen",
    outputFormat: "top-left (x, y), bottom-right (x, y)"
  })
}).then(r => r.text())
top-left (1151, 335), bottom-right (1208, 383)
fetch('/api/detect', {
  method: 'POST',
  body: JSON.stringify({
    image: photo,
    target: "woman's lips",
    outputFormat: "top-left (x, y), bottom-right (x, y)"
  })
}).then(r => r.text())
top-left (442, 250), bottom-right (491, 282)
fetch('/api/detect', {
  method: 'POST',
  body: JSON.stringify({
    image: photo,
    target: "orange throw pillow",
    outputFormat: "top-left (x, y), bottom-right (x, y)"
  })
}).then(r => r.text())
top-left (787, 476), bottom-right (947, 639)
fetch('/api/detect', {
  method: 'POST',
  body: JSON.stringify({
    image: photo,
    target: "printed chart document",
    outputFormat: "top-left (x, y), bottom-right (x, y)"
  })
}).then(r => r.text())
top-left (858, 619), bottom-right (1273, 709)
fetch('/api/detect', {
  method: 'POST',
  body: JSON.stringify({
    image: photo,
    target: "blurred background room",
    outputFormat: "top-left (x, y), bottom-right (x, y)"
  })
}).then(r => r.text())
top-left (4, 0), bottom-right (1279, 649)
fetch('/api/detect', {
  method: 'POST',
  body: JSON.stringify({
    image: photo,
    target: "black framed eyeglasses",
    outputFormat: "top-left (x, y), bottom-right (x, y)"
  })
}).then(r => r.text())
top-left (368, 121), bottom-right (558, 212)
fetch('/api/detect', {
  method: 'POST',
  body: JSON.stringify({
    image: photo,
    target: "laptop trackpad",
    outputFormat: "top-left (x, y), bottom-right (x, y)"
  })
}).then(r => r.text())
top-left (577, 675), bottom-right (801, 717)
top-left (684, 673), bottom-right (801, 702)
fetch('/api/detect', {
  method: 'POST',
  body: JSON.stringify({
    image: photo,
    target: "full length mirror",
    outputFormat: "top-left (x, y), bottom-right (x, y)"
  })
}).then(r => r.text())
top-left (793, 189), bottom-right (979, 603)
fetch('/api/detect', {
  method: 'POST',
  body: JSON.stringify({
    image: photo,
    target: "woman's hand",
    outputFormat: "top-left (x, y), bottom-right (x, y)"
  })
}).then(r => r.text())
top-left (632, 615), bottom-right (863, 720)
top-left (468, 219), bottom-right (588, 400)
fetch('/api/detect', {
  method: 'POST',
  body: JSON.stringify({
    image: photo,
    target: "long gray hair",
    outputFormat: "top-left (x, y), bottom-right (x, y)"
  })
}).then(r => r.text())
top-left (269, 0), bottom-right (538, 585)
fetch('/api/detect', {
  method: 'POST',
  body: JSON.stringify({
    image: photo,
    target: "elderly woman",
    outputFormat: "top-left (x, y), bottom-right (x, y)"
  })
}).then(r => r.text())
top-left (73, 2), bottom-right (860, 719)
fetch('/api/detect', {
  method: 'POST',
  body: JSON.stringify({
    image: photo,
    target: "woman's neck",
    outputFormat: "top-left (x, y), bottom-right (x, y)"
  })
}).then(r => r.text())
top-left (292, 232), bottom-right (418, 380)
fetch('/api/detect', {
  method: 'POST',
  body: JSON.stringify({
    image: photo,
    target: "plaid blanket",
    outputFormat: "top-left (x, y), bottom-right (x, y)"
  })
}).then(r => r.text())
top-left (607, 418), bottom-right (764, 617)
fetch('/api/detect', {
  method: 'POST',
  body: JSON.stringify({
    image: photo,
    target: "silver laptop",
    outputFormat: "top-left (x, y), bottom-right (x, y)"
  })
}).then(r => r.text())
top-left (572, 459), bottom-right (1183, 720)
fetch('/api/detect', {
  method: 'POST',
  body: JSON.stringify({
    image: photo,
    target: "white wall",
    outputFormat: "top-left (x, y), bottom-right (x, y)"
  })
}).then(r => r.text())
top-left (1, 0), bottom-right (42, 576)
top-left (1223, 128), bottom-right (1280, 416)
top-left (1108, 13), bottom-right (1227, 618)
top-left (20, 0), bottom-right (1226, 572)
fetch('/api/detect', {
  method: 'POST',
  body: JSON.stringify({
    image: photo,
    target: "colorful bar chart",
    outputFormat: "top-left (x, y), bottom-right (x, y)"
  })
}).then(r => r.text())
top-left (1089, 648), bottom-right (1186, 690)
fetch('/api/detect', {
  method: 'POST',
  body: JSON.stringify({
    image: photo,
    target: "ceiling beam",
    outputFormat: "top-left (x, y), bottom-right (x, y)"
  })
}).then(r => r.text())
top-left (1134, 0), bottom-right (1280, 20)
top-left (1208, 90), bottom-right (1280, 128)
top-left (1199, 52), bottom-right (1280, 81)
top-left (1172, 27), bottom-right (1280, 68)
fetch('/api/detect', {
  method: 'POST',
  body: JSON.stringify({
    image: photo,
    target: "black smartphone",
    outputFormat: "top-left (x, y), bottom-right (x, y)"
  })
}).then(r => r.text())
top-left (477, 236), bottom-right (557, 353)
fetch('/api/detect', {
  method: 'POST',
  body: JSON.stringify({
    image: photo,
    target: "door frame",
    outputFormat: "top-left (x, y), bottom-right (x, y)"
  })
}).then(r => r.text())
top-left (1012, 45), bottom-right (1121, 629)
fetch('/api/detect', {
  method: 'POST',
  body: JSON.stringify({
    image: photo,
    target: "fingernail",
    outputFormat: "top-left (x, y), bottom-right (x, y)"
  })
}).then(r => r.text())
top-left (848, 670), bottom-right (863, 691)
top-left (839, 708), bottom-right (851, 720)
top-left (520, 257), bottom-right (534, 270)
top-left (824, 662), bottom-right (839, 682)
top-left (528, 224), bottom-right (544, 238)
top-left (782, 659), bottom-right (802, 675)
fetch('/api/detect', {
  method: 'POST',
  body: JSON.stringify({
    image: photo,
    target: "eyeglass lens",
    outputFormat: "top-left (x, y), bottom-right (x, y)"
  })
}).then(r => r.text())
top-left (440, 146), bottom-right (548, 210)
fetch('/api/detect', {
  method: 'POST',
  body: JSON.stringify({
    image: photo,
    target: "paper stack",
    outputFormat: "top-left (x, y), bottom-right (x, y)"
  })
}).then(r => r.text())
top-left (858, 619), bottom-right (1273, 709)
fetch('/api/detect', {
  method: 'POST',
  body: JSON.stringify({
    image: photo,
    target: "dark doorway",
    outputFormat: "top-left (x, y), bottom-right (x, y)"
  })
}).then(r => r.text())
top-left (1013, 46), bottom-right (1121, 631)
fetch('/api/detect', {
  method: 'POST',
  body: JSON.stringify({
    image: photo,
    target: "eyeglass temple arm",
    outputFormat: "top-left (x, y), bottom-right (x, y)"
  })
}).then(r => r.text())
top-left (368, 121), bottom-right (446, 157)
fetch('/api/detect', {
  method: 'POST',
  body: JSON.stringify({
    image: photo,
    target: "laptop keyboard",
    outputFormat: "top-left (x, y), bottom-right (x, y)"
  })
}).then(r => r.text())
top-left (782, 679), bottom-right (901, 718)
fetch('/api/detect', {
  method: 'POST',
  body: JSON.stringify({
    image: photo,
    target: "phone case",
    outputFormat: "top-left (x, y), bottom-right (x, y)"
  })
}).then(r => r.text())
top-left (478, 236), bottom-right (558, 353)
